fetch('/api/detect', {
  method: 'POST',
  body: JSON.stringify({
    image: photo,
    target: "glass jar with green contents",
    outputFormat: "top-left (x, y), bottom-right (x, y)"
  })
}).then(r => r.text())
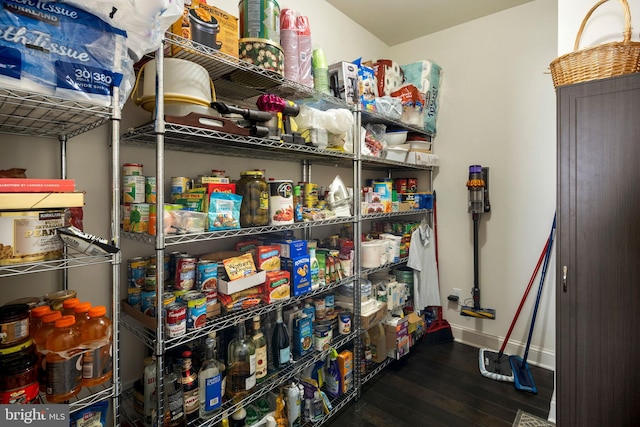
top-left (236, 170), bottom-right (269, 227)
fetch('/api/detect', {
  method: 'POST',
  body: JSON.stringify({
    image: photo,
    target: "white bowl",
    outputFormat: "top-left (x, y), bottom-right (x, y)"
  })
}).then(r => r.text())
top-left (384, 130), bottom-right (408, 146)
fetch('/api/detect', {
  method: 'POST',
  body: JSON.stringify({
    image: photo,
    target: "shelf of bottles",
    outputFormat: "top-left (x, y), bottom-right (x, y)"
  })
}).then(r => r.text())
top-left (122, 217), bottom-right (355, 246)
top-left (121, 331), bottom-right (356, 427)
top-left (121, 276), bottom-right (356, 350)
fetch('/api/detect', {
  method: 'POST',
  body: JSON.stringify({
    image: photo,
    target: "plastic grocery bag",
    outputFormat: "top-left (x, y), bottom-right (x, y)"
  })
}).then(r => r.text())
top-left (53, 0), bottom-right (185, 61)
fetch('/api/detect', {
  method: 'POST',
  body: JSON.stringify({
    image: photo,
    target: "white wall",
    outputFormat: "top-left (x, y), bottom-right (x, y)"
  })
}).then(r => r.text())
top-left (390, 0), bottom-right (558, 369)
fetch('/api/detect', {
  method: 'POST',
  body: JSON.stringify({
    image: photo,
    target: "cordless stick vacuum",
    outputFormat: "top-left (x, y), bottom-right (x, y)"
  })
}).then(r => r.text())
top-left (461, 165), bottom-right (496, 319)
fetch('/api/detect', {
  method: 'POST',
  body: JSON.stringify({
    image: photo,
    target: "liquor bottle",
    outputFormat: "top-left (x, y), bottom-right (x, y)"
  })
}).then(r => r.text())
top-left (226, 321), bottom-right (256, 402)
top-left (143, 356), bottom-right (156, 427)
top-left (199, 337), bottom-right (223, 419)
top-left (180, 350), bottom-right (199, 422)
top-left (252, 316), bottom-right (268, 383)
top-left (362, 330), bottom-right (373, 373)
top-left (164, 364), bottom-right (186, 427)
top-left (309, 246), bottom-right (320, 290)
top-left (272, 307), bottom-right (291, 370)
top-left (263, 312), bottom-right (276, 374)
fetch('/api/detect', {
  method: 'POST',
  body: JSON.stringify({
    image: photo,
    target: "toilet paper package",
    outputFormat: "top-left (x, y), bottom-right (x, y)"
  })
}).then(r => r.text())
top-left (0, 0), bottom-right (127, 106)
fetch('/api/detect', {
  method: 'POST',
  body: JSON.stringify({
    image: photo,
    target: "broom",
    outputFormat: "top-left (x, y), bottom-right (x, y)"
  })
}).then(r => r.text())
top-left (478, 234), bottom-right (550, 382)
top-left (425, 191), bottom-right (454, 344)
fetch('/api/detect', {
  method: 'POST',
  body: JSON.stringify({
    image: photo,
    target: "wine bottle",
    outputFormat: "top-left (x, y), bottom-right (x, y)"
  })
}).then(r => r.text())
top-left (164, 364), bottom-right (186, 427)
top-left (272, 307), bottom-right (291, 370)
top-left (199, 337), bottom-right (223, 419)
top-left (252, 316), bottom-right (268, 383)
top-left (180, 350), bottom-right (199, 423)
top-left (226, 321), bottom-right (256, 402)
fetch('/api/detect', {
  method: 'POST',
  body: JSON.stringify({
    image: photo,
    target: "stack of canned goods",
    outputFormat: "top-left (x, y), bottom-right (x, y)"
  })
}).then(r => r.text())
top-left (122, 163), bottom-right (156, 233)
top-left (126, 252), bottom-right (219, 338)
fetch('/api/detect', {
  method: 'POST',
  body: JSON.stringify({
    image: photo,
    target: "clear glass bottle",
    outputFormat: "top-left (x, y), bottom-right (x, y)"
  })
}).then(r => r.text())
top-left (226, 322), bottom-right (256, 402)
top-left (199, 337), bottom-right (223, 419)
top-left (164, 364), bottom-right (186, 427)
top-left (180, 350), bottom-right (199, 422)
top-left (272, 307), bottom-right (291, 370)
top-left (252, 316), bottom-right (268, 383)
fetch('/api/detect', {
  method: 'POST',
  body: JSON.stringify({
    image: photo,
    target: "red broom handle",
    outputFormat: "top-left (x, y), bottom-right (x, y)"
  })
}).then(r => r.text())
top-left (497, 236), bottom-right (550, 355)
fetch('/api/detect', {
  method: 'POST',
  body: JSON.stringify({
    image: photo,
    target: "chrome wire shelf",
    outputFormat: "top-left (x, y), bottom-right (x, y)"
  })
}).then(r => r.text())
top-left (301, 389), bottom-right (358, 427)
top-left (163, 33), bottom-right (348, 109)
top-left (122, 216), bottom-right (356, 246)
top-left (121, 276), bottom-right (356, 351)
top-left (361, 209), bottom-right (431, 220)
top-left (0, 253), bottom-right (114, 278)
top-left (34, 382), bottom-right (115, 414)
top-left (121, 332), bottom-right (356, 427)
top-left (360, 109), bottom-right (433, 139)
top-left (0, 88), bottom-right (110, 139)
top-left (361, 257), bottom-right (409, 277)
top-left (360, 154), bottom-right (434, 171)
top-left (361, 358), bottom-right (394, 386)
top-left (122, 121), bottom-right (355, 167)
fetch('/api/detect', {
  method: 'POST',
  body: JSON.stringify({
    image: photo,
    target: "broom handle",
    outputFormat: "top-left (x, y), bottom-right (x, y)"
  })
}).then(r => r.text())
top-left (497, 236), bottom-right (550, 356)
top-left (522, 214), bottom-right (556, 364)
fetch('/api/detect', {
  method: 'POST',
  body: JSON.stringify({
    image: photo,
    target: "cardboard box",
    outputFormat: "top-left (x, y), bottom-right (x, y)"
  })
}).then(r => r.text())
top-left (218, 269), bottom-right (266, 295)
top-left (262, 270), bottom-right (290, 303)
top-left (282, 255), bottom-right (311, 297)
top-left (407, 312), bottom-right (424, 334)
top-left (122, 300), bottom-right (221, 329)
top-left (171, 1), bottom-right (239, 58)
top-left (337, 350), bottom-right (354, 394)
top-left (360, 300), bottom-right (388, 329)
top-left (0, 192), bottom-right (84, 209)
top-left (329, 61), bottom-right (359, 105)
top-left (384, 317), bottom-right (410, 359)
top-left (272, 239), bottom-right (307, 259)
top-left (0, 178), bottom-right (75, 193)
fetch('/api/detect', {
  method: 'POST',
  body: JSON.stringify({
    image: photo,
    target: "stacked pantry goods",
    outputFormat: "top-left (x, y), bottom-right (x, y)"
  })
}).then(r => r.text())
top-left (0, 290), bottom-right (112, 405)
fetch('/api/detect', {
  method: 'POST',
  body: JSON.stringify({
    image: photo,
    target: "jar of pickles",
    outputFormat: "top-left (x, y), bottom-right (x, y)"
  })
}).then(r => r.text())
top-left (236, 170), bottom-right (269, 227)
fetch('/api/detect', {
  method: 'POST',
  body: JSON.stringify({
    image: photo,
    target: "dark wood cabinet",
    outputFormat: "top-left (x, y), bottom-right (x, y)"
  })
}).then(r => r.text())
top-left (556, 73), bottom-right (640, 426)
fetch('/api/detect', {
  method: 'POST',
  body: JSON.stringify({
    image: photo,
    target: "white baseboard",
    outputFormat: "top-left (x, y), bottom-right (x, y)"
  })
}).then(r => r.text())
top-left (450, 324), bottom-right (556, 371)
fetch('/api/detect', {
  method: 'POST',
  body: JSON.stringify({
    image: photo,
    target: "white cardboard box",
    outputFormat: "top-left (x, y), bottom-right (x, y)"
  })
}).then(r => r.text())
top-left (218, 270), bottom-right (266, 295)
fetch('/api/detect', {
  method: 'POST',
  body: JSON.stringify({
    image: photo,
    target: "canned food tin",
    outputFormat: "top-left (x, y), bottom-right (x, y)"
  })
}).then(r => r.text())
top-left (239, 0), bottom-right (280, 43)
top-left (313, 324), bottom-right (332, 351)
top-left (175, 256), bottom-right (196, 291)
top-left (313, 298), bottom-right (326, 320)
top-left (165, 302), bottom-right (187, 338)
top-left (407, 178), bottom-right (418, 192)
top-left (196, 260), bottom-right (218, 291)
top-left (173, 289), bottom-right (188, 303)
top-left (123, 163), bottom-right (143, 176)
top-left (128, 256), bottom-right (149, 288)
top-left (127, 287), bottom-right (142, 310)
top-left (163, 292), bottom-right (176, 307)
top-left (211, 170), bottom-right (226, 177)
top-left (123, 175), bottom-right (146, 204)
top-left (324, 293), bottom-right (335, 315)
top-left (141, 290), bottom-right (157, 317)
top-left (145, 176), bottom-right (156, 204)
top-left (338, 312), bottom-right (351, 335)
top-left (395, 178), bottom-right (408, 193)
top-left (183, 292), bottom-right (207, 330)
top-left (168, 251), bottom-right (186, 286)
top-left (144, 264), bottom-right (157, 290)
top-left (303, 182), bottom-right (318, 208)
top-left (268, 180), bottom-right (294, 225)
top-left (171, 177), bottom-right (191, 202)
top-left (123, 203), bottom-right (150, 233)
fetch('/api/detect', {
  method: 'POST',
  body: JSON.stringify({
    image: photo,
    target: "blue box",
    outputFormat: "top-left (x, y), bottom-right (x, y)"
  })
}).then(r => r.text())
top-left (272, 239), bottom-right (307, 259)
top-left (282, 255), bottom-right (311, 297)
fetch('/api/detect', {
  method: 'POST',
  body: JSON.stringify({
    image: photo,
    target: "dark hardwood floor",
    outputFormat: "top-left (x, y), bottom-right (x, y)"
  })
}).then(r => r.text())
top-left (327, 340), bottom-right (554, 427)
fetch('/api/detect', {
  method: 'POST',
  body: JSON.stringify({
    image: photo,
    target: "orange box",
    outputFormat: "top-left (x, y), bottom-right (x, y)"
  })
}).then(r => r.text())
top-left (255, 245), bottom-right (281, 271)
top-left (337, 350), bottom-right (353, 394)
top-left (171, 1), bottom-right (239, 58)
top-left (261, 270), bottom-right (290, 303)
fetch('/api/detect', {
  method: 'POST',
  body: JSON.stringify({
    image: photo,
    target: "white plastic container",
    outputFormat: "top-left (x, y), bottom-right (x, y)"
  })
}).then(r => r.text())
top-left (361, 240), bottom-right (387, 268)
top-left (133, 58), bottom-right (215, 112)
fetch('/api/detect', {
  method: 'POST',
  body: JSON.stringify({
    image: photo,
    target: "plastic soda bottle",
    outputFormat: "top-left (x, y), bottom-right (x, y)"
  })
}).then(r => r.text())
top-left (80, 305), bottom-right (113, 387)
top-left (45, 315), bottom-right (83, 402)
top-left (73, 302), bottom-right (92, 331)
top-left (61, 297), bottom-right (80, 316)
top-left (30, 305), bottom-right (51, 337)
top-left (34, 310), bottom-right (62, 392)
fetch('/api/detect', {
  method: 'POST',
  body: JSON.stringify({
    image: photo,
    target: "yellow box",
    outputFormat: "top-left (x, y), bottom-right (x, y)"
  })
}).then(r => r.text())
top-left (171, 1), bottom-right (239, 58)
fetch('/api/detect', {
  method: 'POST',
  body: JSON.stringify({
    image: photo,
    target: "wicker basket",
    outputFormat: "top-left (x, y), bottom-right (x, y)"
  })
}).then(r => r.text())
top-left (550, 0), bottom-right (640, 88)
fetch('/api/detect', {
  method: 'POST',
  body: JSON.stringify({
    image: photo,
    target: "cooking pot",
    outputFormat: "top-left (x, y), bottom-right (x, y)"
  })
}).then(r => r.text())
top-left (132, 58), bottom-right (216, 113)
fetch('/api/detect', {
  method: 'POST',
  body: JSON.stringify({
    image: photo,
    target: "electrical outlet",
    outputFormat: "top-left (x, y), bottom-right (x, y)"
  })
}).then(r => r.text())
top-left (452, 288), bottom-right (461, 298)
